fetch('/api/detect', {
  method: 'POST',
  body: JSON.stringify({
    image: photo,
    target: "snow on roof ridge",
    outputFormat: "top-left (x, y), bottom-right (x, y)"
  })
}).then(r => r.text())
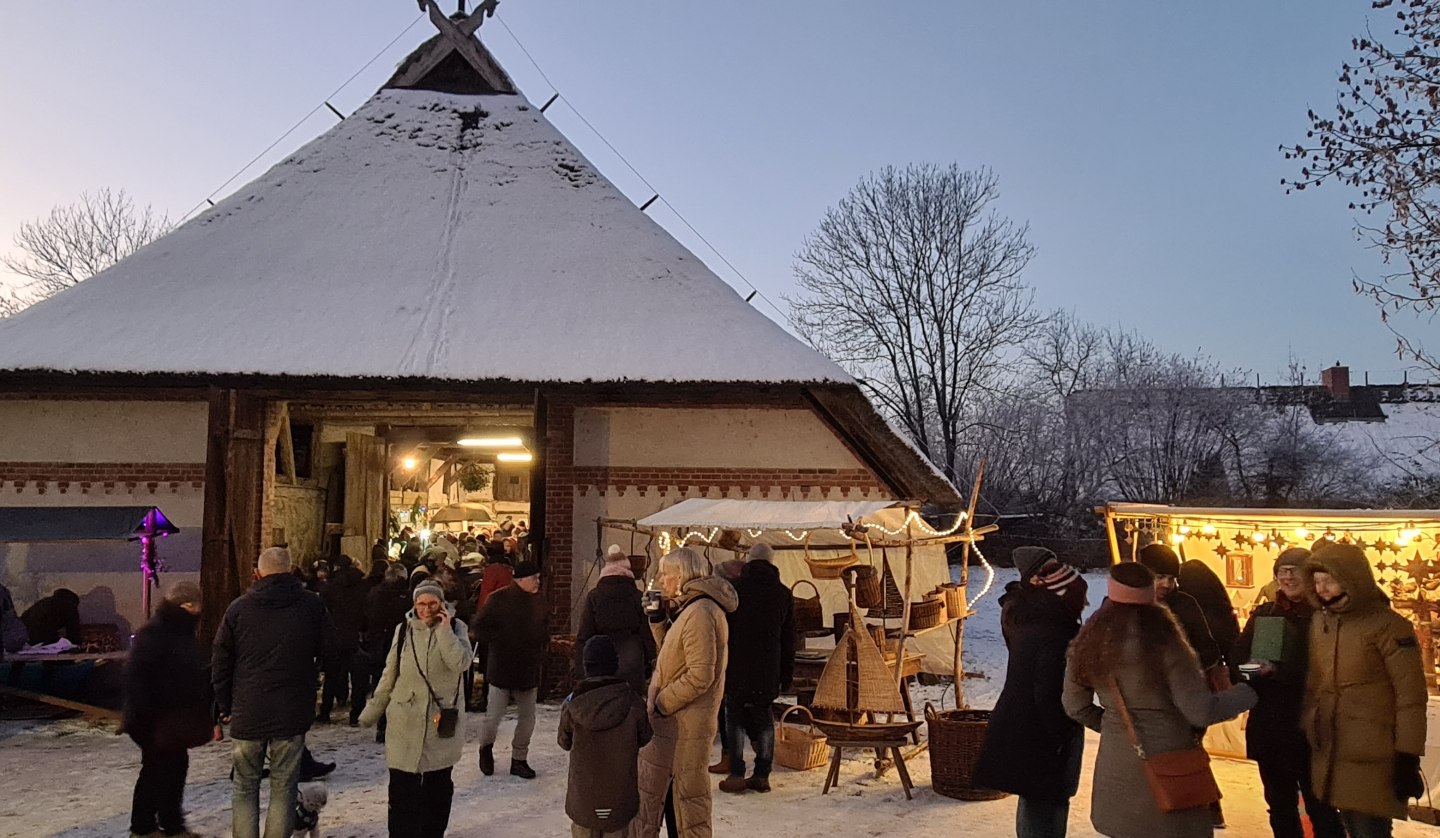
top-left (0, 89), bottom-right (850, 386)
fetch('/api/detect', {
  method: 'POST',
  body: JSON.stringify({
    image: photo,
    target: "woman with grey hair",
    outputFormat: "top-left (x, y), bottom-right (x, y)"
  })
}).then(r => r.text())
top-left (630, 548), bottom-right (738, 838)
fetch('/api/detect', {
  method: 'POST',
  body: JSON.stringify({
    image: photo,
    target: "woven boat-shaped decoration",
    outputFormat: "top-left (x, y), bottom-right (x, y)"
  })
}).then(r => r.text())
top-left (813, 606), bottom-right (908, 719)
top-left (866, 553), bottom-right (905, 619)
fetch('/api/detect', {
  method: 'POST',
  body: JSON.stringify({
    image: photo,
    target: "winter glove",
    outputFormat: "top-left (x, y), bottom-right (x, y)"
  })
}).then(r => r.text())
top-left (1393, 752), bottom-right (1424, 802)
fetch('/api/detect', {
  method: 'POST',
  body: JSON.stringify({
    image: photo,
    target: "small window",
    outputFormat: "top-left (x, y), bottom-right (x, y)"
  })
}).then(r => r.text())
top-left (1226, 552), bottom-right (1254, 588)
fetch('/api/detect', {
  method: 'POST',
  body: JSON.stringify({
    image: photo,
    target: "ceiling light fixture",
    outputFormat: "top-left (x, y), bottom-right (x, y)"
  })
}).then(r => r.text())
top-left (456, 435), bottom-right (523, 448)
top-left (496, 451), bottom-right (533, 463)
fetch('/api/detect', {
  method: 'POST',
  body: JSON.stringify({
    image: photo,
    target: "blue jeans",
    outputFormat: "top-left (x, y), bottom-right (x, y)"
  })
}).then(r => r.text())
top-left (1016, 796), bottom-right (1069, 838)
top-left (1338, 810), bottom-right (1392, 838)
top-left (232, 734), bottom-right (304, 838)
top-left (722, 696), bottom-right (775, 779)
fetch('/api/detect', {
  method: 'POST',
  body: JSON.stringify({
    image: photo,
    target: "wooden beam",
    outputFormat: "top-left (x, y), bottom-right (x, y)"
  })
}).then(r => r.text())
top-left (276, 401), bottom-right (297, 484)
top-left (0, 684), bottom-right (122, 721)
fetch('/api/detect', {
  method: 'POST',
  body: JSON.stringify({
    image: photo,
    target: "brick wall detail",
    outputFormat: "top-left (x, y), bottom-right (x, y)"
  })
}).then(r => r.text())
top-left (0, 461), bottom-right (205, 494)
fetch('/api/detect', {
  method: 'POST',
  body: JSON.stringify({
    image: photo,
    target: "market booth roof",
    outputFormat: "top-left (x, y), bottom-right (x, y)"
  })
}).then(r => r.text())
top-left (0, 505), bottom-right (178, 543)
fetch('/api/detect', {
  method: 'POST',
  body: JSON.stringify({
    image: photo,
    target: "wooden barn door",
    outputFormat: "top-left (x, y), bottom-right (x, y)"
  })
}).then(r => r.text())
top-left (344, 432), bottom-right (386, 562)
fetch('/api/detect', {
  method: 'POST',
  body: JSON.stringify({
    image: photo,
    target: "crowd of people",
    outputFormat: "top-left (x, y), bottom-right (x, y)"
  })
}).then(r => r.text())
top-left (115, 533), bottom-right (799, 838)
top-left (975, 541), bottom-right (1428, 838)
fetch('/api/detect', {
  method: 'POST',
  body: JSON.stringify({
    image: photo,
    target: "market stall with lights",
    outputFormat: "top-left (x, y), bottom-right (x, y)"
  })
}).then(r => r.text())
top-left (1099, 502), bottom-right (1440, 792)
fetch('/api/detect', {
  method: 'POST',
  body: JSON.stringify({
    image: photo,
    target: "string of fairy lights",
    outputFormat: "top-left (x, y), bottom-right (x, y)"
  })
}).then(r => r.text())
top-left (1121, 517), bottom-right (1438, 557)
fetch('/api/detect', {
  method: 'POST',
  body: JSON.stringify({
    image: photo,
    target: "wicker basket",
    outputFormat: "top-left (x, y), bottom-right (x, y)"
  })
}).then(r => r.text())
top-left (792, 580), bottom-right (824, 632)
top-left (936, 583), bottom-right (966, 617)
top-left (844, 564), bottom-right (882, 609)
top-left (628, 554), bottom-right (649, 577)
top-left (926, 704), bottom-right (1008, 801)
top-left (804, 552), bottom-right (859, 580)
top-left (775, 705), bottom-right (830, 771)
top-left (908, 596), bottom-right (948, 631)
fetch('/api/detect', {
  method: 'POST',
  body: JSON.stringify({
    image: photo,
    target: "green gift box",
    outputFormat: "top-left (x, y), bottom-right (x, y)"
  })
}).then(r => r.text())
top-left (1250, 615), bottom-right (1295, 664)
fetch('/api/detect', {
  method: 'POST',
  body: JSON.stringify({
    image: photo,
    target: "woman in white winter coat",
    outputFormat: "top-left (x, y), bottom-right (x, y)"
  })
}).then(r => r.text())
top-left (359, 581), bottom-right (472, 838)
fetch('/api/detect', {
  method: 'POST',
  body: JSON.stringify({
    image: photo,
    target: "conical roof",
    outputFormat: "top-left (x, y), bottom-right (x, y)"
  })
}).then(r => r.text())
top-left (0, 30), bottom-right (848, 387)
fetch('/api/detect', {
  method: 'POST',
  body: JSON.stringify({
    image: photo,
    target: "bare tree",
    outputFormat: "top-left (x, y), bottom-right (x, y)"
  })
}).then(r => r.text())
top-left (788, 164), bottom-right (1041, 482)
top-left (2, 188), bottom-right (171, 315)
top-left (1284, 0), bottom-right (1440, 371)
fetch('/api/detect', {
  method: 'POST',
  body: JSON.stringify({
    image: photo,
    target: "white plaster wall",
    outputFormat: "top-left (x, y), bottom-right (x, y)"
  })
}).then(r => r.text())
top-left (573, 407), bottom-right (864, 469)
top-left (0, 400), bottom-right (207, 462)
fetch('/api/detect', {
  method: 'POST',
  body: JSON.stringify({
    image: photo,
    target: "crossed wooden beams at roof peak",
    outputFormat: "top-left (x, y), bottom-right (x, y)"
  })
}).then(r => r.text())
top-left (393, 0), bottom-right (515, 94)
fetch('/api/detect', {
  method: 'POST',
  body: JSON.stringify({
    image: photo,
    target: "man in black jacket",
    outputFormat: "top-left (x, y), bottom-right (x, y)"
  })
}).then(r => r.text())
top-left (21, 587), bottom-right (82, 646)
top-left (719, 543), bottom-right (795, 794)
top-left (318, 555), bottom-right (368, 725)
top-left (1137, 543), bottom-right (1221, 668)
top-left (474, 559), bottom-right (548, 780)
top-left (213, 547), bottom-right (329, 838)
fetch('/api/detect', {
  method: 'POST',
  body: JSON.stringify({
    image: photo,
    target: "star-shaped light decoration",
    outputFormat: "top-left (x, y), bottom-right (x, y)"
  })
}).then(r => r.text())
top-left (1233, 531), bottom-right (1251, 548)
top-left (1215, 543), bottom-right (1229, 558)
top-left (1403, 549), bottom-right (1440, 588)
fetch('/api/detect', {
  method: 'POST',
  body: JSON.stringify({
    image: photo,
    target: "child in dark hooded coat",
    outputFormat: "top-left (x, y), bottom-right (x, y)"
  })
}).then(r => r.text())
top-left (559, 635), bottom-right (653, 837)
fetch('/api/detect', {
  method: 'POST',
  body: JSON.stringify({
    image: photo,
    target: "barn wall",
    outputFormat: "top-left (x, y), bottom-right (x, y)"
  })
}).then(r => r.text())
top-left (572, 407), bottom-right (864, 469)
top-left (0, 399), bottom-right (208, 644)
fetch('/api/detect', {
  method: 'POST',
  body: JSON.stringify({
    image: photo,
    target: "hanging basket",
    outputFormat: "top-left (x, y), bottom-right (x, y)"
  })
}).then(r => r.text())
top-left (792, 580), bottom-right (824, 632)
top-left (908, 596), bottom-right (947, 631)
top-left (866, 554), bottom-right (905, 619)
top-left (804, 551), bottom-right (859, 580)
top-left (926, 704), bottom-right (1008, 801)
top-left (775, 705), bottom-right (830, 771)
top-left (844, 564), bottom-right (882, 609)
top-left (628, 554), bottom-right (649, 577)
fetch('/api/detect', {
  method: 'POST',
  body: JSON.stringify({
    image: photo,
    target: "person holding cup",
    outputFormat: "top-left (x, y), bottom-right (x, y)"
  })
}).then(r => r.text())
top-left (1233, 548), bottom-right (1344, 838)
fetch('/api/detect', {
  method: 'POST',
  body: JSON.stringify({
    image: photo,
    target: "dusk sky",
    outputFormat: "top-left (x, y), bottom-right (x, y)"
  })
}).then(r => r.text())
top-left (0, 2), bottom-right (1420, 383)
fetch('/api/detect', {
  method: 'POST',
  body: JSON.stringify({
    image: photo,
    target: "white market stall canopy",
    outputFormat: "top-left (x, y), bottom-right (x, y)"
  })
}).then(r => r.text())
top-left (637, 499), bottom-right (897, 531)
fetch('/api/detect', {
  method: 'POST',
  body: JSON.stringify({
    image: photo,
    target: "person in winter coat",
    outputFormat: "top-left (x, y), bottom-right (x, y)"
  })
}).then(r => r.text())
top-left (1063, 562), bottom-right (1256, 838)
top-left (1178, 560), bottom-right (1240, 670)
top-left (561, 635), bottom-right (654, 838)
top-left (475, 553), bottom-right (514, 610)
top-left (474, 559), bottom-right (548, 780)
top-left (718, 543), bottom-right (794, 795)
top-left (358, 581), bottom-right (470, 838)
top-left (319, 555), bottom-right (370, 724)
top-left (371, 538), bottom-right (392, 573)
top-left (1303, 543), bottom-right (1427, 837)
top-left (20, 586), bottom-right (82, 645)
top-left (212, 547), bottom-right (330, 838)
top-left (0, 581), bottom-right (27, 659)
top-left (974, 546), bottom-right (1089, 838)
top-left (365, 563), bottom-right (414, 743)
top-left (1137, 545), bottom-right (1222, 670)
top-left (630, 547), bottom-right (738, 838)
top-left (576, 546), bottom-right (656, 695)
top-left (123, 582), bottom-right (215, 838)
top-left (1232, 548), bottom-right (1344, 838)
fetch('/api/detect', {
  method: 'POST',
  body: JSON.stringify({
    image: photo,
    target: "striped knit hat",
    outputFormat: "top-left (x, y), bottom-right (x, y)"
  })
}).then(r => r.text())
top-left (1014, 546), bottom-right (1088, 616)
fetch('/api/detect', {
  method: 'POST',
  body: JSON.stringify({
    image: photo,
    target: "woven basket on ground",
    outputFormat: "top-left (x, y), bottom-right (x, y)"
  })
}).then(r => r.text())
top-left (792, 580), bottom-right (824, 632)
top-left (844, 564), bottom-right (882, 609)
top-left (775, 705), bottom-right (830, 771)
top-left (908, 596), bottom-right (947, 631)
top-left (926, 704), bottom-right (1008, 801)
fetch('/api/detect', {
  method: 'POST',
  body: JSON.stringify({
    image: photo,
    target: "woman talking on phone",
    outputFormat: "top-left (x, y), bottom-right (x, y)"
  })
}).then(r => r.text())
top-left (359, 580), bottom-right (472, 838)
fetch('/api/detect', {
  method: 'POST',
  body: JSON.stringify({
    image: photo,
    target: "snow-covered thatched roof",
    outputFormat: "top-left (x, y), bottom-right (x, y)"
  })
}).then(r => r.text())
top-left (0, 85), bottom-right (848, 385)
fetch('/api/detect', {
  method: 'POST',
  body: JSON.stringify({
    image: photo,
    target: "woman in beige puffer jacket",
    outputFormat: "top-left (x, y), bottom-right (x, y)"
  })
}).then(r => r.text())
top-left (629, 548), bottom-right (738, 838)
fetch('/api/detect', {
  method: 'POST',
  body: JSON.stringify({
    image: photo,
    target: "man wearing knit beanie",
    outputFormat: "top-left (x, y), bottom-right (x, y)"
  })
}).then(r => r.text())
top-left (1231, 547), bottom-right (1345, 837)
top-left (1137, 543), bottom-right (1221, 669)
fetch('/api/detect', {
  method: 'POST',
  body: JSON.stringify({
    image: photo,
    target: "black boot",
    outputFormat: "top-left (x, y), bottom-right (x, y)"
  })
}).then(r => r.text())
top-left (479, 744), bottom-right (494, 776)
top-left (510, 759), bottom-right (536, 780)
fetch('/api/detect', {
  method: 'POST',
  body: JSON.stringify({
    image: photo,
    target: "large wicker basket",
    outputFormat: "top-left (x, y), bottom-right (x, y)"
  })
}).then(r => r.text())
top-left (792, 580), bottom-right (824, 632)
top-left (775, 705), bottom-right (830, 771)
top-left (935, 583), bottom-right (966, 617)
top-left (926, 704), bottom-right (1007, 801)
top-left (908, 596), bottom-right (947, 631)
top-left (844, 564), bottom-right (882, 609)
top-left (804, 552), bottom-right (859, 580)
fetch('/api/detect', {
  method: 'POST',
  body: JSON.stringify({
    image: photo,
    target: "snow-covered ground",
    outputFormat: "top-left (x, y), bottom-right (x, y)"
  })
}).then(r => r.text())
top-left (3, 567), bottom-right (1438, 837)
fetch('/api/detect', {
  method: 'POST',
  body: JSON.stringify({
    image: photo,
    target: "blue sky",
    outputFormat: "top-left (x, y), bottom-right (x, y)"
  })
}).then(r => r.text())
top-left (0, 2), bottom-right (1417, 383)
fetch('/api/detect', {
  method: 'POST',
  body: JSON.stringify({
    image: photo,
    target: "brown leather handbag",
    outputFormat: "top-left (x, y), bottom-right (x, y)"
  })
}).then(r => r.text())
top-left (1109, 677), bottom-right (1221, 812)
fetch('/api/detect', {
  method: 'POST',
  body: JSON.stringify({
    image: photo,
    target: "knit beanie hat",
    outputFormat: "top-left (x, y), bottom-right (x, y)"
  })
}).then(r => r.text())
top-left (1137, 543), bottom-right (1181, 577)
top-left (746, 543), bottom-right (775, 563)
top-left (1107, 562), bottom-right (1156, 605)
top-left (1037, 561), bottom-right (1088, 617)
top-left (582, 635), bottom-right (619, 678)
top-left (513, 560), bottom-right (540, 580)
top-left (1013, 546), bottom-right (1056, 580)
top-left (1274, 547), bottom-right (1310, 574)
top-left (605, 544), bottom-right (629, 565)
top-left (412, 581), bottom-right (446, 603)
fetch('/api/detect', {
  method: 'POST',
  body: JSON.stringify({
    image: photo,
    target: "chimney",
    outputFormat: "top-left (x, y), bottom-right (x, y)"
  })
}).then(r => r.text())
top-left (1321, 364), bottom-right (1351, 401)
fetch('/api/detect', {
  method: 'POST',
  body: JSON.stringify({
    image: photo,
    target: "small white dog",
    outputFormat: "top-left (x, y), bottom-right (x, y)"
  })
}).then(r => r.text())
top-left (292, 782), bottom-right (328, 838)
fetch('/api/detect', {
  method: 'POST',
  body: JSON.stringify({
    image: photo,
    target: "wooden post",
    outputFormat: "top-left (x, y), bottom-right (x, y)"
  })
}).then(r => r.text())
top-left (199, 390), bottom-right (266, 648)
top-left (895, 510), bottom-right (915, 689)
top-left (1103, 505), bottom-right (1122, 565)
